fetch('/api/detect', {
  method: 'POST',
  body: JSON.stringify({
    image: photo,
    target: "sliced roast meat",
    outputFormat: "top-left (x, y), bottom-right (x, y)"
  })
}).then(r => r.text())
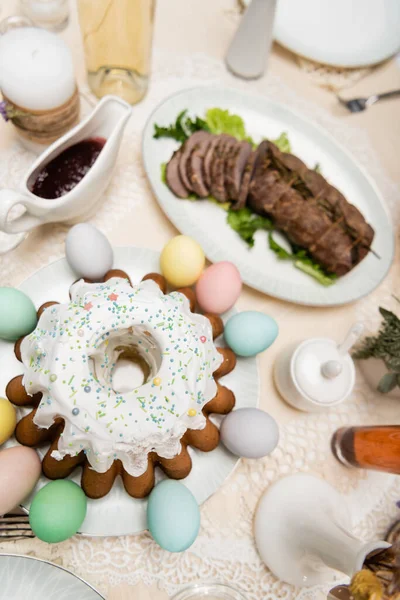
top-left (165, 150), bottom-right (189, 199)
top-left (233, 151), bottom-right (257, 210)
top-left (210, 136), bottom-right (237, 202)
top-left (225, 140), bottom-right (252, 202)
top-left (204, 135), bottom-right (225, 189)
top-left (179, 131), bottom-right (211, 191)
top-left (187, 135), bottom-right (212, 197)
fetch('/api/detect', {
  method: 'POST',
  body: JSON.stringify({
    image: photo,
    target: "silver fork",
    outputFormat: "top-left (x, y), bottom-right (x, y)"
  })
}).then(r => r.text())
top-left (0, 513), bottom-right (34, 541)
top-left (338, 89), bottom-right (400, 113)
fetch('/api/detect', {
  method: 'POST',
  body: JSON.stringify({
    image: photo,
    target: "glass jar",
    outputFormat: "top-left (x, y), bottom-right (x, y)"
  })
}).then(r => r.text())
top-left (77, 0), bottom-right (155, 105)
top-left (332, 425), bottom-right (400, 474)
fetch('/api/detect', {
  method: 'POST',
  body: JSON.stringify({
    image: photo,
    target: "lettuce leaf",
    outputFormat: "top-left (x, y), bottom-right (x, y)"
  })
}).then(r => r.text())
top-left (268, 232), bottom-right (336, 286)
top-left (227, 208), bottom-right (273, 247)
top-left (160, 162), bottom-right (167, 184)
top-left (271, 132), bottom-right (291, 153)
top-left (205, 108), bottom-right (246, 138)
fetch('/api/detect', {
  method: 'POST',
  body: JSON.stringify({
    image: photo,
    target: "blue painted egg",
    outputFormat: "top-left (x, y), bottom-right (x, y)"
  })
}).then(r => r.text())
top-left (224, 311), bottom-right (278, 357)
top-left (147, 480), bottom-right (200, 552)
top-left (0, 288), bottom-right (37, 341)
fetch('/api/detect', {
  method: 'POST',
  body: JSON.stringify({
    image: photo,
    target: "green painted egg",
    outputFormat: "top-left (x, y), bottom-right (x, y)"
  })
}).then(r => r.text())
top-left (0, 288), bottom-right (37, 341)
top-left (29, 480), bottom-right (87, 543)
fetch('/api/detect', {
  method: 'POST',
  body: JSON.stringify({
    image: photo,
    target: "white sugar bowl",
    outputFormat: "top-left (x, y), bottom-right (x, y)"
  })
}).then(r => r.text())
top-left (274, 323), bottom-right (364, 412)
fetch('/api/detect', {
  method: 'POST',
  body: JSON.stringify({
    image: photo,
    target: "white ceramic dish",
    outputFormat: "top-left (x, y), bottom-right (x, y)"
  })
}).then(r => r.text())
top-left (0, 95), bottom-right (132, 236)
top-left (142, 86), bottom-right (394, 307)
top-left (0, 554), bottom-right (104, 600)
top-left (242, 0), bottom-right (400, 67)
top-left (0, 247), bottom-right (259, 537)
top-left (254, 474), bottom-right (389, 587)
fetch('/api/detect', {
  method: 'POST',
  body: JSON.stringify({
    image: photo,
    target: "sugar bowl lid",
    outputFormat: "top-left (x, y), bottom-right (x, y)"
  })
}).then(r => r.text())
top-left (292, 323), bottom-right (364, 406)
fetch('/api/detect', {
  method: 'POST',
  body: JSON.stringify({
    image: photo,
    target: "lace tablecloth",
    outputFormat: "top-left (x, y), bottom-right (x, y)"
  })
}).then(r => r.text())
top-left (0, 2), bottom-right (400, 599)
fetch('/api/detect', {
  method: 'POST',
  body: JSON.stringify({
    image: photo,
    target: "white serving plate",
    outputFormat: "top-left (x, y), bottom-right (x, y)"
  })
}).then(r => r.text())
top-left (0, 554), bottom-right (104, 600)
top-left (142, 86), bottom-right (394, 307)
top-left (1, 247), bottom-right (259, 537)
top-left (242, 0), bottom-right (400, 67)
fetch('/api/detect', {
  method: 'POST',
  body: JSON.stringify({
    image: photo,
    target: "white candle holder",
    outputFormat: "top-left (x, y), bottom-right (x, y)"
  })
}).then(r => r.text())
top-left (20, 0), bottom-right (70, 32)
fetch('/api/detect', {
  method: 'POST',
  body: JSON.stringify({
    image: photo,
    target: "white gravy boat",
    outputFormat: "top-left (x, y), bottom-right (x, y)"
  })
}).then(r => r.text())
top-left (0, 95), bottom-right (132, 234)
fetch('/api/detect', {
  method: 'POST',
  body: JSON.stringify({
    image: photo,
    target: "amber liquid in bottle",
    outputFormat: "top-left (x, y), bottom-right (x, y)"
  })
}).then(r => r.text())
top-left (77, 0), bottom-right (155, 104)
top-left (332, 426), bottom-right (400, 474)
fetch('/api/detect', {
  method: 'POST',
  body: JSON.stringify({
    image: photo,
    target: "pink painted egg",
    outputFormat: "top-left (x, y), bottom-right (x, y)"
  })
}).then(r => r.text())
top-left (0, 446), bottom-right (41, 515)
top-left (196, 262), bottom-right (242, 314)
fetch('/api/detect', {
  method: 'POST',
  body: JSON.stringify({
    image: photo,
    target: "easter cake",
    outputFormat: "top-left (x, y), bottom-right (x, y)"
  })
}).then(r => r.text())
top-left (6, 270), bottom-right (236, 499)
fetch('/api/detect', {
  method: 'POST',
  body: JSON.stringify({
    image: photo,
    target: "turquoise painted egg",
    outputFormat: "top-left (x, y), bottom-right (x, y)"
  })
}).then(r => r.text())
top-left (0, 288), bottom-right (37, 341)
top-left (29, 480), bottom-right (87, 543)
top-left (147, 480), bottom-right (200, 552)
top-left (224, 311), bottom-right (278, 357)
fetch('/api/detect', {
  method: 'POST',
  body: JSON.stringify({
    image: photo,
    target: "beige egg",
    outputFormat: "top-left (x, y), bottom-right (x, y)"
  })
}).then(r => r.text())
top-left (0, 446), bottom-right (41, 515)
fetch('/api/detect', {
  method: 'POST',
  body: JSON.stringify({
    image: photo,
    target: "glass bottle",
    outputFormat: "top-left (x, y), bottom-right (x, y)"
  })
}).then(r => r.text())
top-left (77, 0), bottom-right (155, 105)
top-left (332, 426), bottom-right (400, 474)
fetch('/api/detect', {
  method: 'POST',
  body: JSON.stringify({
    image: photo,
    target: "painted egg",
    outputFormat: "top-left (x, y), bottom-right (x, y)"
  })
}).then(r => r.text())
top-left (65, 223), bottom-right (113, 280)
top-left (160, 235), bottom-right (205, 287)
top-left (0, 397), bottom-right (17, 445)
top-left (29, 480), bottom-right (87, 543)
top-left (0, 446), bottom-right (41, 515)
top-left (220, 408), bottom-right (279, 458)
top-left (224, 311), bottom-right (278, 357)
top-left (0, 288), bottom-right (37, 341)
top-left (196, 262), bottom-right (242, 314)
top-left (147, 480), bottom-right (200, 552)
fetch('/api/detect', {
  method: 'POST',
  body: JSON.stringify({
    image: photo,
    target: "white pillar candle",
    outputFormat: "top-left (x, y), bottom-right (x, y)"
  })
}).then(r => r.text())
top-left (20, 0), bottom-right (70, 31)
top-left (0, 27), bottom-right (75, 111)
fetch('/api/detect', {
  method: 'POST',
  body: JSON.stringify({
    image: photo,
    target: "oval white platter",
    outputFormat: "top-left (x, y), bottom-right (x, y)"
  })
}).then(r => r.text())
top-left (0, 554), bottom-right (104, 600)
top-left (142, 86), bottom-right (394, 307)
top-left (0, 247), bottom-right (259, 537)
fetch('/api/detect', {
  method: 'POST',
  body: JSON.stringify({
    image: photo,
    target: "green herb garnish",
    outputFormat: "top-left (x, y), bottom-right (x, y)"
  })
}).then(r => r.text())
top-left (154, 109), bottom-right (209, 143)
top-left (353, 302), bottom-right (400, 393)
top-left (268, 232), bottom-right (337, 286)
top-left (227, 208), bottom-right (273, 247)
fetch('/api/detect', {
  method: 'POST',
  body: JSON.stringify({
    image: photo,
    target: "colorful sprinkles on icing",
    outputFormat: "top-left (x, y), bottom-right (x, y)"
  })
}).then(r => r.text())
top-left (20, 277), bottom-right (222, 478)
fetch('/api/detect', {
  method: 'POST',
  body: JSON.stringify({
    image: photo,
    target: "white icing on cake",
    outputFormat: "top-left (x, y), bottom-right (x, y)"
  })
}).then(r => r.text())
top-left (20, 277), bottom-right (222, 477)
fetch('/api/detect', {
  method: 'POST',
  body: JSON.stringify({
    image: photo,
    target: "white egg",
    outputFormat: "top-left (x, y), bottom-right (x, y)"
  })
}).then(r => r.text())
top-left (65, 223), bottom-right (113, 280)
top-left (220, 408), bottom-right (279, 459)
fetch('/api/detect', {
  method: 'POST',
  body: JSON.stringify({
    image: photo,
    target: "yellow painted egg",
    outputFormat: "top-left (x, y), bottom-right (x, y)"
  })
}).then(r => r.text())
top-left (0, 397), bottom-right (16, 445)
top-left (160, 236), bottom-right (205, 287)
